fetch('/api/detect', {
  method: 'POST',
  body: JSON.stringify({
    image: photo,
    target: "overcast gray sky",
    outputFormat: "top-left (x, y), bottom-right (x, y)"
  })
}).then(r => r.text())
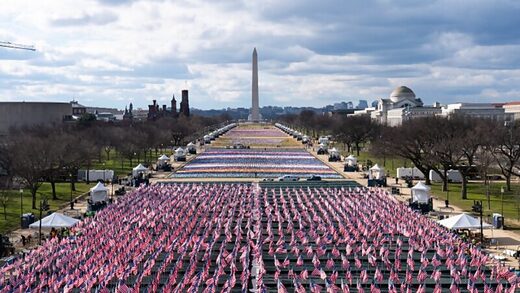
top-left (1, 0), bottom-right (520, 110)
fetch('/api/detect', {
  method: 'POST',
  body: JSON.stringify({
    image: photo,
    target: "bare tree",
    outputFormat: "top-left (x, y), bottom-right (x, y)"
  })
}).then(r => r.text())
top-left (333, 115), bottom-right (378, 156)
top-left (374, 117), bottom-right (438, 185)
top-left (8, 134), bottom-right (53, 209)
top-left (491, 120), bottom-right (520, 191)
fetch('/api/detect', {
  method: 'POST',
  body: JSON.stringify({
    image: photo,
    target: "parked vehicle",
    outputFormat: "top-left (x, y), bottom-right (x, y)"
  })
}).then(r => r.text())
top-left (306, 175), bottom-right (322, 181)
top-left (277, 175), bottom-right (299, 181)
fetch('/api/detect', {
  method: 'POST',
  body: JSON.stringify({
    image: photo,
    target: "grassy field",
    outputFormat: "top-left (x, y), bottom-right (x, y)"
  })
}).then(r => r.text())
top-left (428, 181), bottom-right (520, 226)
top-left (91, 155), bottom-right (135, 177)
top-left (337, 149), bottom-right (409, 177)
top-left (90, 149), bottom-right (172, 177)
top-left (0, 182), bottom-right (94, 234)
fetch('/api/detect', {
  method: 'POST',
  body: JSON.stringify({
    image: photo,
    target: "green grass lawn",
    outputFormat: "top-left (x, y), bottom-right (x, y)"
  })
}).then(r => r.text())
top-left (337, 148), bottom-right (409, 177)
top-left (0, 182), bottom-right (94, 234)
top-left (90, 149), bottom-right (173, 177)
top-left (91, 156), bottom-right (134, 177)
top-left (429, 181), bottom-right (520, 227)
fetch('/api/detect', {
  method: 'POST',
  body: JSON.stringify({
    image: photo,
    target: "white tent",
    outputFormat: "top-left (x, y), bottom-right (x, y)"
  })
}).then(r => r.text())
top-left (175, 147), bottom-right (185, 156)
top-left (132, 164), bottom-right (148, 177)
top-left (438, 213), bottom-right (492, 230)
top-left (187, 142), bottom-right (196, 150)
top-left (174, 147), bottom-right (186, 161)
top-left (369, 164), bottom-right (385, 180)
top-left (346, 155), bottom-right (357, 166)
top-left (157, 154), bottom-right (170, 166)
top-left (29, 213), bottom-right (80, 229)
top-left (158, 154), bottom-right (169, 161)
top-left (89, 182), bottom-right (109, 203)
top-left (411, 181), bottom-right (430, 204)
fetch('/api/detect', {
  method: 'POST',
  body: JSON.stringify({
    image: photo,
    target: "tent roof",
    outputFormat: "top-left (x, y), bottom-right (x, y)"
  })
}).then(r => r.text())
top-left (29, 213), bottom-right (80, 229)
top-left (438, 213), bottom-right (492, 230)
top-left (346, 155), bottom-right (356, 160)
top-left (90, 182), bottom-right (108, 192)
top-left (370, 164), bottom-right (383, 171)
top-left (187, 142), bottom-right (195, 147)
top-left (158, 154), bottom-right (169, 160)
top-left (175, 147), bottom-right (184, 152)
top-left (133, 164), bottom-right (147, 171)
top-left (412, 181), bottom-right (431, 191)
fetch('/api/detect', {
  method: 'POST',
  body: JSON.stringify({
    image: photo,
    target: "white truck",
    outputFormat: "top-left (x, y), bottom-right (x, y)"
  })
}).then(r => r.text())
top-left (396, 167), bottom-right (425, 179)
top-left (429, 169), bottom-right (463, 183)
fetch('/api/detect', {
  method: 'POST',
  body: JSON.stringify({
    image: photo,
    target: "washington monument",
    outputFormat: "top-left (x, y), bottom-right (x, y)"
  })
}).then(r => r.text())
top-left (249, 47), bottom-right (260, 121)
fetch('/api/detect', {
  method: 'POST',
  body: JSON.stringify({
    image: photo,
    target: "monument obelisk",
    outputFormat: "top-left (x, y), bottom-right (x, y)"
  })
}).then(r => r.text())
top-left (250, 47), bottom-right (260, 121)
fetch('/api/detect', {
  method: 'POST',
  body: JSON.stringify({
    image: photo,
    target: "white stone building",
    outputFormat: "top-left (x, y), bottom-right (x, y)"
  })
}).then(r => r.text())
top-left (502, 102), bottom-right (520, 120)
top-left (369, 86), bottom-right (424, 124)
top-left (440, 103), bottom-right (511, 121)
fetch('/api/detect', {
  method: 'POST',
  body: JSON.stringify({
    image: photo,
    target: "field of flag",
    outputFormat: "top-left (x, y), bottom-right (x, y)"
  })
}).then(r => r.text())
top-left (171, 148), bottom-right (343, 178)
top-left (0, 183), bottom-right (517, 291)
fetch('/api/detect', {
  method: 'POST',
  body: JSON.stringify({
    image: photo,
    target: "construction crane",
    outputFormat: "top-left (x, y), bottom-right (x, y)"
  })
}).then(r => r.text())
top-left (0, 41), bottom-right (36, 51)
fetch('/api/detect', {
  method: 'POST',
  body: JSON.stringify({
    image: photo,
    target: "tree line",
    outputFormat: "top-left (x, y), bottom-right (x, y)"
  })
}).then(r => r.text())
top-left (0, 114), bottom-right (230, 209)
top-left (279, 111), bottom-right (520, 200)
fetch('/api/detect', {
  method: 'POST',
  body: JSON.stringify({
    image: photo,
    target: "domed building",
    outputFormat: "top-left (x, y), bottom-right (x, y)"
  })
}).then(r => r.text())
top-left (389, 86), bottom-right (416, 103)
top-left (370, 85), bottom-right (427, 125)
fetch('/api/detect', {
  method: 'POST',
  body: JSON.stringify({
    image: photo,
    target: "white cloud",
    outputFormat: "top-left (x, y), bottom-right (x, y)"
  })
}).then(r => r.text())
top-left (0, 0), bottom-right (520, 109)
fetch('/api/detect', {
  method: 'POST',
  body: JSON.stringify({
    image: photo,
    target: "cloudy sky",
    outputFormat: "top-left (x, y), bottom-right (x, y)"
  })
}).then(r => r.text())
top-left (1, 0), bottom-right (520, 110)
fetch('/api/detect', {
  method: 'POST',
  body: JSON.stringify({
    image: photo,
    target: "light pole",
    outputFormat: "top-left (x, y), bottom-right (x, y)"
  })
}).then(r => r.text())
top-left (445, 188), bottom-right (450, 207)
top-left (486, 182), bottom-right (491, 210)
top-left (111, 178), bottom-right (115, 202)
top-left (38, 197), bottom-right (49, 245)
top-left (479, 200), bottom-right (484, 246)
top-left (19, 189), bottom-right (23, 228)
top-left (69, 173), bottom-right (74, 210)
top-left (501, 186), bottom-right (505, 217)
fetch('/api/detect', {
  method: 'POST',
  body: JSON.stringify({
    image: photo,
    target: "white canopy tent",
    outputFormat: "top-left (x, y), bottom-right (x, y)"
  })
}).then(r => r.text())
top-left (411, 181), bottom-right (431, 204)
top-left (29, 213), bottom-right (80, 229)
top-left (157, 154), bottom-right (170, 166)
top-left (174, 147), bottom-right (186, 161)
top-left (345, 155), bottom-right (357, 166)
top-left (132, 164), bottom-right (148, 177)
top-left (369, 164), bottom-right (385, 180)
top-left (187, 142), bottom-right (196, 151)
top-left (438, 213), bottom-right (492, 230)
top-left (89, 182), bottom-right (109, 203)
top-left (329, 147), bottom-right (339, 156)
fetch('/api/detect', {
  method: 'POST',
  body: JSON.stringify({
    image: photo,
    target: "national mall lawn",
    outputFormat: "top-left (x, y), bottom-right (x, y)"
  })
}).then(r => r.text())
top-left (0, 183), bottom-right (94, 234)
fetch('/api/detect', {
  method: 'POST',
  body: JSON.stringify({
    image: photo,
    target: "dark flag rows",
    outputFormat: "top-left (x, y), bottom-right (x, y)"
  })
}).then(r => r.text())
top-left (0, 183), bottom-right (518, 292)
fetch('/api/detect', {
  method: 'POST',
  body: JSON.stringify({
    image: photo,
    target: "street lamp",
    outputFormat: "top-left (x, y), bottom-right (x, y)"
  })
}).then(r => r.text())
top-left (445, 188), bottom-right (450, 207)
top-left (69, 173), bottom-right (74, 210)
top-left (501, 186), bottom-right (505, 217)
top-left (38, 196), bottom-right (49, 245)
top-left (478, 200), bottom-right (484, 246)
top-left (102, 162), bottom-right (106, 183)
top-left (19, 189), bottom-right (23, 228)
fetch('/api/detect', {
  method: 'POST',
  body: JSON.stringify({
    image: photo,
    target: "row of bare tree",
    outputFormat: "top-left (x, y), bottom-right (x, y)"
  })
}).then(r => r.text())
top-left (0, 114), bottom-right (229, 209)
top-left (278, 111), bottom-right (520, 200)
top-left (373, 116), bottom-right (520, 199)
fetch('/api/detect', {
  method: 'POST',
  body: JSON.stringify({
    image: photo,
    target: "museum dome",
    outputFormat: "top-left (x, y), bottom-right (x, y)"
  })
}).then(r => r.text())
top-left (389, 86), bottom-right (416, 103)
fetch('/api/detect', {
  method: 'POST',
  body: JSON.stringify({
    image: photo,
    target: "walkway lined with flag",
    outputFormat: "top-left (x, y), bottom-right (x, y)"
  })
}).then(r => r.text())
top-left (0, 183), bottom-right (518, 292)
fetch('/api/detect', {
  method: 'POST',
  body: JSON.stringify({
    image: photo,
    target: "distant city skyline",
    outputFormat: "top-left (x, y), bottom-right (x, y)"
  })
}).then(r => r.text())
top-left (1, 0), bottom-right (520, 110)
